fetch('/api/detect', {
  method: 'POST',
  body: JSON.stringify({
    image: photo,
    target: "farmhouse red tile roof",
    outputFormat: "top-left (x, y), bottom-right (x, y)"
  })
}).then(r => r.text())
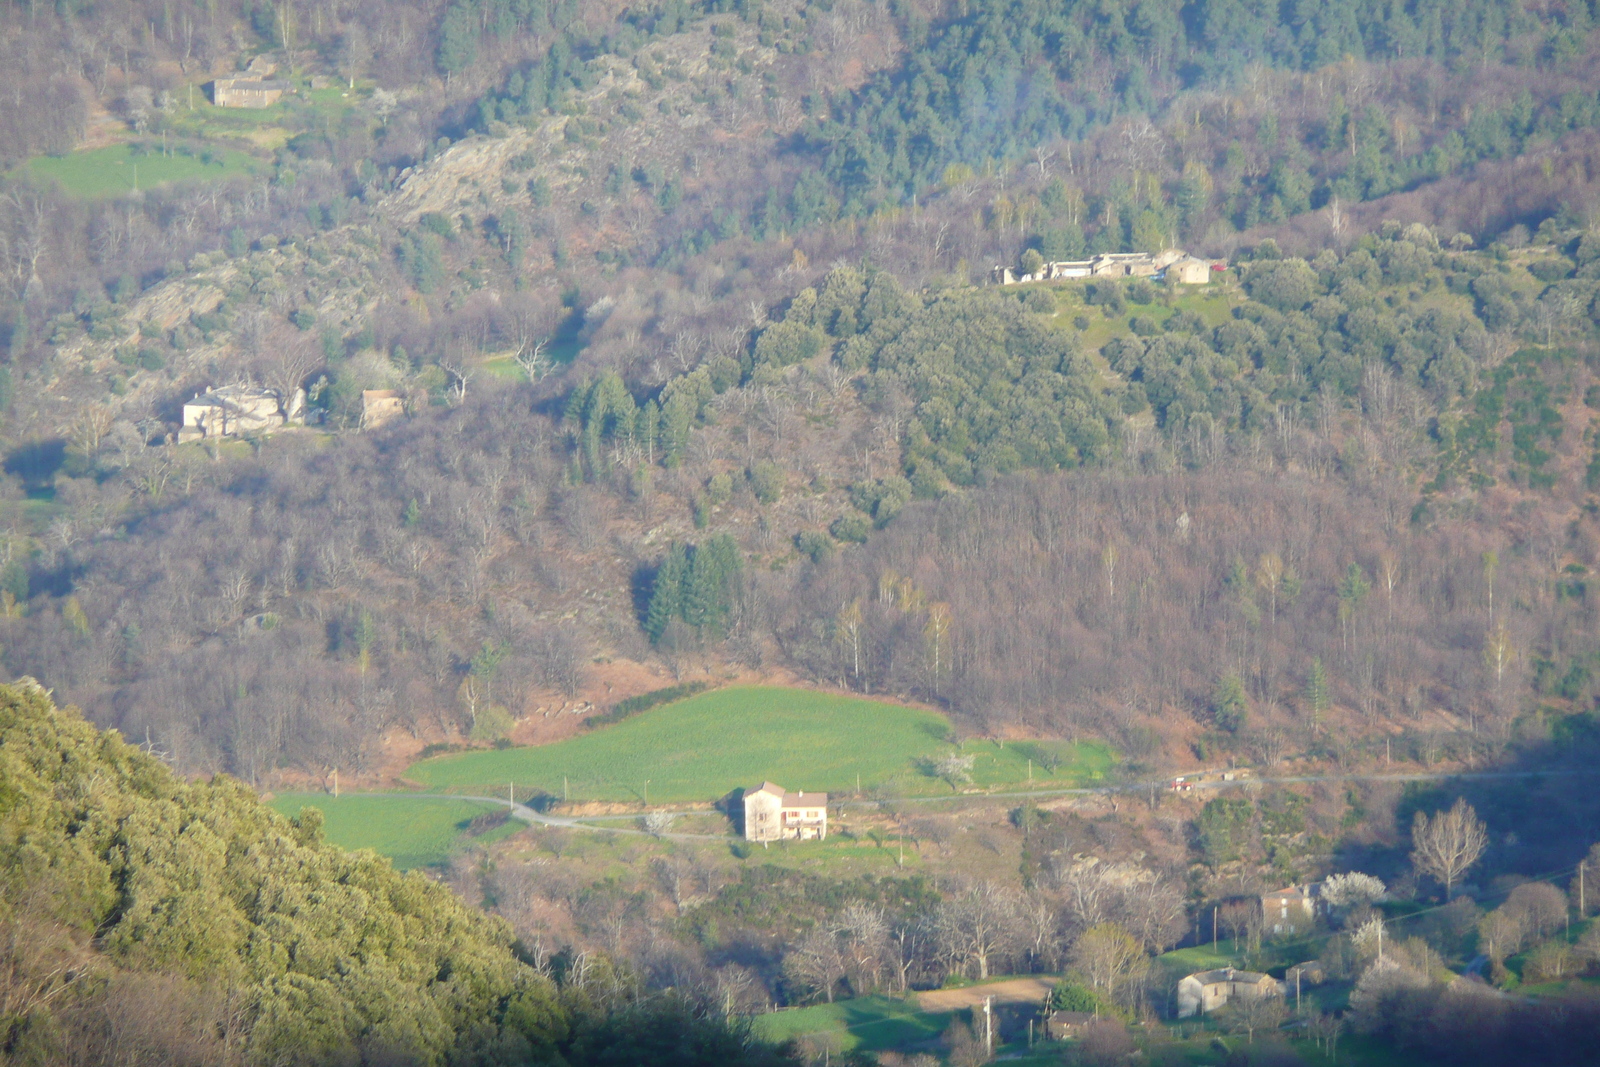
top-left (748, 782), bottom-right (827, 807)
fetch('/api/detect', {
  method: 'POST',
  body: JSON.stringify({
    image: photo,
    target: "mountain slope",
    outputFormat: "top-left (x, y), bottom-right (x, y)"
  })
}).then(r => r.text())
top-left (0, 679), bottom-right (795, 1066)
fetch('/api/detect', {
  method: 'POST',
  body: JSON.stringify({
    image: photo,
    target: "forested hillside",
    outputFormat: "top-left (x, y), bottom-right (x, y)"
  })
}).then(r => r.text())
top-left (12, 0), bottom-right (1600, 1060)
top-left (0, 223), bottom-right (1596, 787)
top-left (2, 0), bottom-right (1600, 802)
top-left (0, 679), bottom-right (794, 1065)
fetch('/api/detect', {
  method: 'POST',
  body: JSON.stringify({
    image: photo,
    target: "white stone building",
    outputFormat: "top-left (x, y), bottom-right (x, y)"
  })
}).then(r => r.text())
top-left (179, 384), bottom-right (304, 442)
top-left (1176, 967), bottom-right (1283, 1018)
top-left (742, 781), bottom-right (828, 842)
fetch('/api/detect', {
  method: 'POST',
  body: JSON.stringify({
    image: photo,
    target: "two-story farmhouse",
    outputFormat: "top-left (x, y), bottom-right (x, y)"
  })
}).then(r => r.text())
top-left (1261, 883), bottom-right (1325, 935)
top-left (742, 782), bottom-right (828, 842)
top-left (1176, 968), bottom-right (1283, 1018)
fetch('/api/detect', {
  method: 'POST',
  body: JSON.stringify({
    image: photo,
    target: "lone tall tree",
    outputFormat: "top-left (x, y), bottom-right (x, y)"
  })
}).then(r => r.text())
top-left (1411, 798), bottom-right (1488, 899)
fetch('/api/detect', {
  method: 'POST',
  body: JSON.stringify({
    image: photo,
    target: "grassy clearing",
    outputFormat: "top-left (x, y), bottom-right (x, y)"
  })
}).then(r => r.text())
top-left (267, 793), bottom-right (520, 870)
top-left (163, 83), bottom-right (372, 147)
top-left (404, 686), bottom-right (1114, 803)
top-left (20, 143), bottom-right (257, 198)
top-left (476, 338), bottom-right (585, 382)
top-left (752, 995), bottom-right (951, 1054)
top-left (1057, 285), bottom-right (1240, 351)
top-left (1155, 940), bottom-right (1250, 976)
top-left (751, 991), bottom-right (1366, 1065)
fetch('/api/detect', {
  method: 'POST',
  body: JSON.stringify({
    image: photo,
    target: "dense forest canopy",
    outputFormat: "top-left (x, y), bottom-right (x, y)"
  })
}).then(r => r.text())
top-left (806, 0), bottom-right (1589, 212)
top-left (0, 680), bottom-right (796, 1065)
top-left (0, 222), bottom-right (1595, 789)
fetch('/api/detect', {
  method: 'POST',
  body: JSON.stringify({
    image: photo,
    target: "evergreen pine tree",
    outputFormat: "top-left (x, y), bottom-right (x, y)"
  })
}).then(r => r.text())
top-left (436, 2), bottom-right (479, 76)
top-left (1307, 657), bottom-right (1330, 721)
top-left (682, 535), bottom-right (742, 638)
top-left (644, 545), bottom-right (686, 644)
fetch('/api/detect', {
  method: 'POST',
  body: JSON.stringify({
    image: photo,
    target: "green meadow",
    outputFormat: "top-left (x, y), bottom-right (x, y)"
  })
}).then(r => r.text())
top-left (752, 995), bottom-right (951, 1054)
top-left (20, 143), bottom-right (258, 198)
top-left (404, 686), bottom-right (1114, 804)
top-left (267, 793), bottom-right (521, 870)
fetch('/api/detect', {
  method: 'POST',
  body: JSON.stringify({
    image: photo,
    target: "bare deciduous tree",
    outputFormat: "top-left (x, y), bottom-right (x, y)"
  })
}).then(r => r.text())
top-left (786, 925), bottom-right (847, 1003)
top-left (1225, 988), bottom-right (1285, 1043)
top-left (1411, 798), bottom-right (1487, 899)
top-left (258, 330), bottom-right (320, 419)
top-left (936, 882), bottom-right (1019, 980)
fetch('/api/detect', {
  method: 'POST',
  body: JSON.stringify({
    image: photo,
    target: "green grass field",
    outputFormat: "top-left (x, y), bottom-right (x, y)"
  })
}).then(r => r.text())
top-left (267, 793), bottom-right (521, 870)
top-left (404, 686), bottom-right (1114, 803)
top-left (1061, 285), bottom-right (1239, 351)
top-left (20, 143), bottom-right (257, 198)
top-left (752, 995), bottom-right (951, 1054)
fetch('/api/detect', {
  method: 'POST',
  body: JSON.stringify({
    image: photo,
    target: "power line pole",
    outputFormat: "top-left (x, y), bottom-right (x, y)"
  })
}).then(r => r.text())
top-left (983, 996), bottom-right (992, 1057)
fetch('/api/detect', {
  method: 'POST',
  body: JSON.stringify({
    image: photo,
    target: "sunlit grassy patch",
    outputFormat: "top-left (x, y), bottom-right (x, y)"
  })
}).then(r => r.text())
top-left (406, 686), bottom-right (1114, 803)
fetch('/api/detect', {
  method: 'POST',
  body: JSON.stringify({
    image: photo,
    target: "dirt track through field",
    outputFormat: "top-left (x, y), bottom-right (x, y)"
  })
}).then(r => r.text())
top-left (915, 977), bottom-right (1053, 1012)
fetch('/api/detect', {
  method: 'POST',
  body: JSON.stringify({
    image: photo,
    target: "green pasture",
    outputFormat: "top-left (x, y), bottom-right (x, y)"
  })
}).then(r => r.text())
top-left (1059, 285), bottom-right (1239, 351)
top-left (751, 990), bottom-right (1368, 1065)
top-left (477, 338), bottom-right (583, 381)
top-left (267, 793), bottom-right (521, 870)
top-left (20, 143), bottom-right (257, 198)
top-left (753, 995), bottom-right (951, 1054)
top-left (1153, 940), bottom-right (1249, 977)
top-left (163, 82), bottom-right (373, 144)
top-left (404, 686), bottom-right (1114, 804)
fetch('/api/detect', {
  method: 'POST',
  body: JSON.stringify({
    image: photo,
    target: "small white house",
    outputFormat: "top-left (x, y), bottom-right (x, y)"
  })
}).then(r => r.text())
top-left (742, 782), bottom-right (828, 842)
top-left (179, 384), bottom-right (303, 442)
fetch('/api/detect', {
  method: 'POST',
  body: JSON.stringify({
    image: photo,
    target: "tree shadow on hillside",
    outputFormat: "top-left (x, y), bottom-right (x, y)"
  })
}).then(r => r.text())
top-left (1329, 713), bottom-right (1600, 895)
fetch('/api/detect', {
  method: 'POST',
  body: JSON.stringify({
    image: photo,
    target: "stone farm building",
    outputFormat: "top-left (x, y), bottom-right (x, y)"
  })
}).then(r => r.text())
top-left (361, 389), bottom-right (405, 430)
top-left (992, 248), bottom-right (1218, 286)
top-left (180, 384), bottom-right (303, 442)
top-left (1262, 883), bottom-right (1325, 935)
top-left (1177, 968), bottom-right (1283, 1018)
top-left (1043, 1012), bottom-right (1097, 1040)
top-left (212, 78), bottom-right (290, 107)
top-left (742, 782), bottom-right (827, 842)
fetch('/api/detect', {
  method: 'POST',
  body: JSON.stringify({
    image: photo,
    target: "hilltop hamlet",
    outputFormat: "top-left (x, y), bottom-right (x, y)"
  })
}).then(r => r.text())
top-left (176, 383), bottom-right (306, 442)
top-left (993, 248), bottom-right (1218, 285)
